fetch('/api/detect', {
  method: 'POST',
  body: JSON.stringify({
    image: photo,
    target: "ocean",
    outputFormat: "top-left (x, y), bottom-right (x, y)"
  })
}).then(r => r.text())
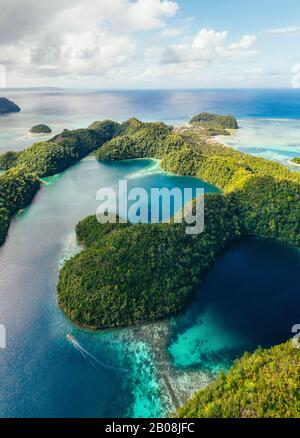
top-left (1, 88), bottom-right (300, 168)
top-left (0, 89), bottom-right (299, 418)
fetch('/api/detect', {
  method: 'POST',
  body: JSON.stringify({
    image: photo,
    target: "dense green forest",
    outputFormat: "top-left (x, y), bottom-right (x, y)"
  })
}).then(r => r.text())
top-left (58, 116), bottom-right (299, 329)
top-left (190, 112), bottom-right (239, 129)
top-left (0, 151), bottom-right (18, 170)
top-left (0, 121), bottom-right (121, 177)
top-left (0, 167), bottom-right (40, 244)
top-left (95, 120), bottom-right (173, 161)
top-left (58, 195), bottom-right (240, 327)
top-left (0, 120), bottom-right (122, 244)
top-left (30, 124), bottom-right (52, 134)
top-left (178, 341), bottom-right (300, 418)
top-left (95, 119), bottom-right (300, 245)
top-left (1, 113), bottom-right (299, 417)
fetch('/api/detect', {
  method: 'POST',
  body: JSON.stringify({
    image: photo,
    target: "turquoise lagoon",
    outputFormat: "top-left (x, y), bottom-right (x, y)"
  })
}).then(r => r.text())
top-left (0, 89), bottom-right (299, 417)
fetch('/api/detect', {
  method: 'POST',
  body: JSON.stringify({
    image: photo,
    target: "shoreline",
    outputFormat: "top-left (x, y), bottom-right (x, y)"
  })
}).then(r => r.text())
top-left (288, 159), bottom-right (300, 168)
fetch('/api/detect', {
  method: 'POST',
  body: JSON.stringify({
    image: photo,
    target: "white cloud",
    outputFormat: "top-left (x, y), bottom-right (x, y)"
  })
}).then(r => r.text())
top-left (127, 0), bottom-right (179, 31)
top-left (266, 26), bottom-right (300, 35)
top-left (243, 67), bottom-right (263, 74)
top-left (291, 63), bottom-right (300, 88)
top-left (0, 0), bottom-right (179, 83)
top-left (160, 29), bottom-right (257, 66)
top-left (192, 29), bottom-right (228, 50)
top-left (228, 35), bottom-right (256, 50)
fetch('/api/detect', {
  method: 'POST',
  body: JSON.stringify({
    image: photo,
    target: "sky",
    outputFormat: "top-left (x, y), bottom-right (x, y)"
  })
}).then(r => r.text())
top-left (1, 0), bottom-right (300, 89)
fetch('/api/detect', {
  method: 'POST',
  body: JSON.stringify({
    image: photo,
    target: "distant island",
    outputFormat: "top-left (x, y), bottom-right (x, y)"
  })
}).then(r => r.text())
top-left (0, 112), bottom-right (299, 419)
top-left (1, 113), bottom-right (298, 325)
top-left (30, 124), bottom-right (52, 134)
top-left (290, 157), bottom-right (300, 167)
top-left (57, 114), bottom-right (298, 329)
top-left (0, 97), bottom-right (21, 114)
top-left (189, 112), bottom-right (239, 136)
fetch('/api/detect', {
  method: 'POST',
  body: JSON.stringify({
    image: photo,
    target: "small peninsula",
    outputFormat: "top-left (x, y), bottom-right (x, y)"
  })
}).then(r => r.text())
top-left (189, 112), bottom-right (239, 135)
top-left (0, 120), bottom-right (121, 245)
top-left (0, 97), bottom-right (21, 114)
top-left (57, 115), bottom-right (299, 329)
top-left (30, 124), bottom-right (52, 134)
top-left (0, 112), bottom-right (299, 420)
top-left (290, 157), bottom-right (300, 167)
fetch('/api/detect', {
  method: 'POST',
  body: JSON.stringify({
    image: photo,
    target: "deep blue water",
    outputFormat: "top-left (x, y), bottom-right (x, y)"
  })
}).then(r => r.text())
top-left (0, 89), bottom-right (299, 417)
top-left (169, 238), bottom-right (300, 373)
top-left (1, 88), bottom-right (300, 168)
top-left (0, 158), bottom-right (218, 417)
top-left (2, 88), bottom-right (300, 153)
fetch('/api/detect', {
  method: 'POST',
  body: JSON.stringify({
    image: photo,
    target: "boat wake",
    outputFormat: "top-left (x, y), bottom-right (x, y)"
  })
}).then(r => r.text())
top-left (66, 334), bottom-right (128, 374)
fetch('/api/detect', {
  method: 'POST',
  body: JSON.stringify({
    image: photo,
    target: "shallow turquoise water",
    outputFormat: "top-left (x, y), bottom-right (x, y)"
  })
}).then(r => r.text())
top-left (168, 238), bottom-right (300, 374)
top-left (218, 118), bottom-right (300, 170)
top-left (0, 89), bottom-right (300, 417)
top-left (0, 157), bottom-right (299, 417)
top-left (0, 157), bottom-right (217, 417)
top-left (1, 89), bottom-right (300, 169)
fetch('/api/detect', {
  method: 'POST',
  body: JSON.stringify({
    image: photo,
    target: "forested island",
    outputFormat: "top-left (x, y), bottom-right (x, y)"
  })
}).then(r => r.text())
top-left (0, 113), bottom-right (299, 418)
top-left (30, 124), bottom-right (52, 134)
top-left (189, 112), bottom-right (239, 135)
top-left (55, 116), bottom-right (299, 329)
top-left (0, 97), bottom-right (21, 114)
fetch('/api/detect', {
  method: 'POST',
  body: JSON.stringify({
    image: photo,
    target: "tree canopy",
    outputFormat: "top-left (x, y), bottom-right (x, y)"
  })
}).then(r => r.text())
top-left (178, 341), bottom-right (300, 418)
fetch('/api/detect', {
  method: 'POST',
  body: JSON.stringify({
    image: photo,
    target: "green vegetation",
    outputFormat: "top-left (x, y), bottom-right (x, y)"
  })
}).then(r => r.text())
top-left (0, 200), bottom-right (9, 246)
top-left (95, 120), bottom-right (172, 161)
top-left (0, 120), bottom-right (122, 245)
top-left (0, 97), bottom-right (20, 114)
top-left (1, 113), bottom-right (299, 417)
top-left (0, 167), bottom-right (40, 244)
top-left (178, 341), bottom-right (300, 418)
top-left (96, 120), bottom-right (299, 245)
top-left (57, 117), bottom-right (300, 329)
top-left (291, 157), bottom-right (300, 165)
top-left (202, 125), bottom-right (230, 136)
top-left (0, 166), bottom-right (40, 214)
top-left (58, 196), bottom-right (239, 328)
top-left (30, 124), bottom-right (52, 134)
top-left (0, 151), bottom-right (18, 170)
top-left (0, 120), bottom-right (122, 175)
top-left (88, 119), bottom-right (123, 137)
top-left (190, 112), bottom-right (239, 129)
top-left (76, 214), bottom-right (130, 247)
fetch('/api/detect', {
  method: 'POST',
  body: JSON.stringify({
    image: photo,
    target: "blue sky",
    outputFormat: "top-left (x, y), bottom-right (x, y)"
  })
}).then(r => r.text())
top-left (1, 0), bottom-right (300, 88)
top-left (179, 0), bottom-right (300, 34)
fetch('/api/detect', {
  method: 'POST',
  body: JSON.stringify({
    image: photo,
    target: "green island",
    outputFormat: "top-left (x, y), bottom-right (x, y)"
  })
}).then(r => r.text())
top-left (291, 157), bottom-right (300, 166)
top-left (178, 341), bottom-right (300, 418)
top-left (0, 97), bottom-right (21, 114)
top-left (30, 124), bottom-right (52, 134)
top-left (0, 119), bottom-right (121, 244)
top-left (189, 112), bottom-right (239, 136)
top-left (56, 115), bottom-right (299, 329)
top-left (0, 113), bottom-right (300, 418)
